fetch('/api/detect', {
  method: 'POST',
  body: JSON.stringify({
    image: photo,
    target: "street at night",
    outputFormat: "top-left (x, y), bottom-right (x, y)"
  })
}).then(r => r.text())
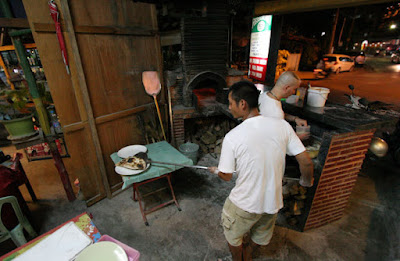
top-left (1, 1), bottom-right (400, 261)
top-left (299, 56), bottom-right (400, 112)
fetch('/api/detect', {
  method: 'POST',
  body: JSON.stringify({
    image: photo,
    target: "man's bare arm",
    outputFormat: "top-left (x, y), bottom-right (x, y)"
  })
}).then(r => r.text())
top-left (295, 151), bottom-right (314, 187)
top-left (208, 166), bottom-right (233, 181)
top-left (284, 113), bottom-right (308, 126)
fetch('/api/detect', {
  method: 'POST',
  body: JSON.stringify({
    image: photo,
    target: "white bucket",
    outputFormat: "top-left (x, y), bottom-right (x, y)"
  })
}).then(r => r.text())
top-left (307, 87), bottom-right (330, 107)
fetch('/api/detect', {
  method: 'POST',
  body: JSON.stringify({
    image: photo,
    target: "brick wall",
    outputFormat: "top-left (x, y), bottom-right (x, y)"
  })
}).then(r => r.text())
top-left (172, 107), bottom-right (196, 146)
top-left (173, 118), bottom-right (184, 145)
top-left (303, 129), bottom-right (375, 230)
top-left (170, 85), bottom-right (183, 106)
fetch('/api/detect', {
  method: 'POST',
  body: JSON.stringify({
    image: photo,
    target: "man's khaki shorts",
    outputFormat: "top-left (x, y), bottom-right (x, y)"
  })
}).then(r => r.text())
top-left (221, 198), bottom-right (277, 247)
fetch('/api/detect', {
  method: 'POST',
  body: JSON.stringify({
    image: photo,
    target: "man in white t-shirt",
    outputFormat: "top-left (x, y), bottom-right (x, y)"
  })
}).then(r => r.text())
top-left (208, 81), bottom-right (314, 261)
top-left (259, 71), bottom-right (308, 139)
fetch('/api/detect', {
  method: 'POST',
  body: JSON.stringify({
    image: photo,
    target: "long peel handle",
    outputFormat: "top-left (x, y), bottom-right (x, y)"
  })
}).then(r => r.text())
top-left (150, 160), bottom-right (208, 170)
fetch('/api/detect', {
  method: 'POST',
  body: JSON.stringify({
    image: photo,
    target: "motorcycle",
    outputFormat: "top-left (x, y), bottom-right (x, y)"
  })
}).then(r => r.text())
top-left (313, 59), bottom-right (329, 79)
top-left (344, 84), bottom-right (397, 111)
top-left (344, 84), bottom-right (369, 110)
top-left (345, 84), bottom-right (400, 165)
top-left (313, 69), bottom-right (328, 79)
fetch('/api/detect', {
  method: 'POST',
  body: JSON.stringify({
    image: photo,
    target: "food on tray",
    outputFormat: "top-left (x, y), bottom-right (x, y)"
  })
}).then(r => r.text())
top-left (116, 156), bottom-right (146, 170)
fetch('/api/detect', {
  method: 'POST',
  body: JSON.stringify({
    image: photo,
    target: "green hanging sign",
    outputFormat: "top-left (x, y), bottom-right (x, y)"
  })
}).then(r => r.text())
top-left (249, 15), bottom-right (273, 81)
top-left (251, 16), bottom-right (272, 33)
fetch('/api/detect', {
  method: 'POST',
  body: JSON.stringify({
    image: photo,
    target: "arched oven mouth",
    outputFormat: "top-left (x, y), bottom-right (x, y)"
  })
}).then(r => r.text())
top-left (184, 71), bottom-right (228, 109)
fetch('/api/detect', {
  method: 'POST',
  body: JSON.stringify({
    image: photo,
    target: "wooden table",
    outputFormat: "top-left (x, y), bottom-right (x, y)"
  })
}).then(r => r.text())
top-left (110, 141), bottom-right (193, 225)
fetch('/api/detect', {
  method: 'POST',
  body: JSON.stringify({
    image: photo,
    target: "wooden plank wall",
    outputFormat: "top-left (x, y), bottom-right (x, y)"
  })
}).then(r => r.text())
top-left (22, 0), bottom-right (164, 205)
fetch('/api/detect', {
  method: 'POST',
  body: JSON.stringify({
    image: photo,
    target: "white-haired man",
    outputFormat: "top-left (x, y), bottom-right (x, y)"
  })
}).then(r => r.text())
top-left (259, 71), bottom-right (308, 139)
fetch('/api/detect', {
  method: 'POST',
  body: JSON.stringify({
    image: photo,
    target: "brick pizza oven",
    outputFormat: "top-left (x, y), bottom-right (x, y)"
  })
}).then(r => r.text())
top-left (169, 1), bottom-right (231, 146)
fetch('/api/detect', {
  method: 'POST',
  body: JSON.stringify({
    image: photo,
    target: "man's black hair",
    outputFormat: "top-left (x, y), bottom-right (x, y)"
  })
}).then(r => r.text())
top-left (229, 81), bottom-right (260, 109)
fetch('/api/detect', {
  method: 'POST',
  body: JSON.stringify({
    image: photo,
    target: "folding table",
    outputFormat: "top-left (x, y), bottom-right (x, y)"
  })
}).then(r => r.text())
top-left (110, 141), bottom-right (193, 226)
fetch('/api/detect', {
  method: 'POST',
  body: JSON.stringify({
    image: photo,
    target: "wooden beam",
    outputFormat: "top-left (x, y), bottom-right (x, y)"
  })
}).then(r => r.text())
top-left (0, 53), bottom-right (14, 89)
top-left (0, 27), bottom-right (4, 45)
top-left (62, 121), bottom-right (85, 134)
top-left (255, 0), bottom-right (393, 15)
top-left (160, 30), bottom-right (181, 46)
top-left (94, 103), bottom-right (151, 125)
top-left (59, 0), bottom-right (112, 198)
top-left (0, 43), bottom-right (36, 51)
top-left (0, 18), bottom-right (29, 28)
top-left (86, 193), bottom-right (106, 207)
top-left (33, 23), bottom-right (158, 36)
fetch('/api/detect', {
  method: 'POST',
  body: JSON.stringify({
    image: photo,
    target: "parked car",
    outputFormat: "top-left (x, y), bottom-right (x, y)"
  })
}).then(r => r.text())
top-left (323, 54), bottom-right (355, 74)
top-left (391, 51), bottom-right (400, 64)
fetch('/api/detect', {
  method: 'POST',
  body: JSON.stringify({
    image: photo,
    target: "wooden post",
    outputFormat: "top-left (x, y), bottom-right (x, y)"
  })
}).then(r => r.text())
top-left (0, 27), bottom-right (4, 46)
top-left (346, 9), bottom-right (357, 50)
top-left (338, 17), bottom-right (346, 48)
top-left (0, 52), bottom-right (15, 89)
top-left (328, 9), bottom-right (340, 54)
top-left (265, 15), bottom-right (283, 87)
top-left (49, 139), bottom-right (75, 201)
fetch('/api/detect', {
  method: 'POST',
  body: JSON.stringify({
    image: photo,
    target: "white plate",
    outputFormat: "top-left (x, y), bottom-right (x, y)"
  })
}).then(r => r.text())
top-left (117, 145), bottom-right (147, 158)
top-left (115, 163), bottom-right (150, 176)
top-left (75, 241), bottom-right (128, 261)
top-left (115, 145), bottom-right (149, 175)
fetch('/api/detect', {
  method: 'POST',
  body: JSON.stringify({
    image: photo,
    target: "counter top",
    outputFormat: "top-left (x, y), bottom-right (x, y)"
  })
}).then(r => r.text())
top-left (282, 101), bottom-right (397, 131)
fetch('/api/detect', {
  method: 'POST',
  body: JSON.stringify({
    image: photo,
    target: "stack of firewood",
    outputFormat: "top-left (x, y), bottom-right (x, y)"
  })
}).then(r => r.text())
top-left (282, 181), bottom-right (308, 226)
top-left (185, 116), bottom-right (237, 154)
top-left (136, 105), bottom-right (165, 144)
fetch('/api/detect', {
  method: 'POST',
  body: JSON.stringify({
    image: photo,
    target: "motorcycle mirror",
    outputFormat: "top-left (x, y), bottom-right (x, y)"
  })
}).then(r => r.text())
top-left (348, 84), bottom-right (355, 96)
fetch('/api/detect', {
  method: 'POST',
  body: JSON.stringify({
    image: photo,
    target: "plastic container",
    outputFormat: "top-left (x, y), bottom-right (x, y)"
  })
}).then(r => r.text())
top-left (179, 142), bottom-right (199, 164)
top-left (98, 235), bottom-right (140, 261)
top-left (296, 125), bottom-right (311, 135)
top-left (307, 87), bottom-right (330, 107)
top-left (286, 95), bottom-right (299, 104)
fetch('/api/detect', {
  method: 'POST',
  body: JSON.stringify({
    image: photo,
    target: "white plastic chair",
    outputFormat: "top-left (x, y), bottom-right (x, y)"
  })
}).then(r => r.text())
top-left (0, 196), bottom-right (37, 247)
